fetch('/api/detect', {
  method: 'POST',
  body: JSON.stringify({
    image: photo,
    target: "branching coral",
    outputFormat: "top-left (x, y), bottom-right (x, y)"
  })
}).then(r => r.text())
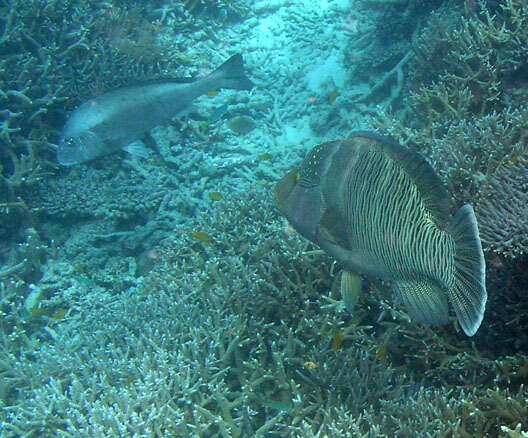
top-left (373, 0), bottom-right (528, 257)
top-left (181, 0), bottom-right (249, 21)
top-left (1, 190), bottom-right (527, 436)
top-left (476, 155), bottom-right (528, 258)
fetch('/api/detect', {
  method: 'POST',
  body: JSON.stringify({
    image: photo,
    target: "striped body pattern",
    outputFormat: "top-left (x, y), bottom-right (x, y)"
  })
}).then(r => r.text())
top-left (275, 132), bottom-right (487, 336)
top-left (339, 144), bottom-right (454, 287)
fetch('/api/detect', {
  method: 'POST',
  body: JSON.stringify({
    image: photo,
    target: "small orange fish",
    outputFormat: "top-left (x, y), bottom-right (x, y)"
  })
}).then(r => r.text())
top-left (304, 361), bottom-right (318, 370)
top-left (208, 191), bottom-right (223, 201)
top-left (331, 329), bottom-right (343, 351)
top-left (190, 231), bottom-right (212, 242)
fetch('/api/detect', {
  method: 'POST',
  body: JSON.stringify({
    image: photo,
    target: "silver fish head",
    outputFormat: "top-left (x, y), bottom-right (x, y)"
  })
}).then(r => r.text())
top-left (57, 130), bottom-right (105, 166)
top-left (274, 168), bottom-right (326, 242)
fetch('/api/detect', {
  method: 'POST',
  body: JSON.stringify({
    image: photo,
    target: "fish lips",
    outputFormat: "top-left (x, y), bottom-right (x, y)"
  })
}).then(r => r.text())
top-left (57, 138), bottom-right (81, 166)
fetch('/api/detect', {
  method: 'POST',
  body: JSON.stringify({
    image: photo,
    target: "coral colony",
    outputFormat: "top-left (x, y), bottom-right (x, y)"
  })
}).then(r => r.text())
top-left (1, 0), bottom-right (527, 436)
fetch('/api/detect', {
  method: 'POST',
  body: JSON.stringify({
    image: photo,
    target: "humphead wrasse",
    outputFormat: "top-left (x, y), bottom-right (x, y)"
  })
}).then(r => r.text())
top-left (58, 54), bottom-right (253, 165)
top-left (274, 132), bottom-right (487, 336)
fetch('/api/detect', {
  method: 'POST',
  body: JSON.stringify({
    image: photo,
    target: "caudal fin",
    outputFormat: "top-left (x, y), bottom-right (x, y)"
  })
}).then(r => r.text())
top-left (210, 54), bottom-right (254, 91)
top-left (448, 205), bottom-right (487, 336)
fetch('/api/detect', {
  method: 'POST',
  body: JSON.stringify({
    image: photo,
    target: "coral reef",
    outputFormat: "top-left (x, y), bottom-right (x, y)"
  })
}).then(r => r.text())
top-left (1, 190), bottom-right (527, 436)
top-left (181, 0), bottom-right (250, 22)
top-left (1, 0), bottom-right (527, 435)
top-left (373, 0), bottom-right (528, 258)
top-left (342, 0), bottom-right (444, 108)
top-left (0, 0), bottom-right (183, 237)
top-left (476, 156), bottom-right (528, 258)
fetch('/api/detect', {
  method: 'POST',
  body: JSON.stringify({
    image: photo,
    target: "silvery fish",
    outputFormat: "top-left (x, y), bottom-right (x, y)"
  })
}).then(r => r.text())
top-left (274, 131), bottom-right (487, 336)
top-left (58, 54), bottom-right (253, 165)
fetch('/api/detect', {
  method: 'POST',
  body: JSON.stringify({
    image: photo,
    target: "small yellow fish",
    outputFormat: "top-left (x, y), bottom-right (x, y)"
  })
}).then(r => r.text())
top-left (28, 307), bottom-right (48, 317)
top-left (328, 89), bottom-right (340, 104)
top-left (208, 191), bottom-right (223, 201)
top-left (197, 121), bottom-right (210, 134)
top-left (51, 309), bottom-right (68, 320)
top-left (331, 329), bottom-right (343, 351)
top-left (257, 153), bottom-right (273, 162)
top-left (304, 361), bottom-right (318, 370)
top-left (206, 90), bottom-right (219, 97)
top-left (375, 346), bottom-right (387, 360)
top-left (190, 231), bottom-right (212, 242)
top-left (227, 115), bottom-right (256, 134)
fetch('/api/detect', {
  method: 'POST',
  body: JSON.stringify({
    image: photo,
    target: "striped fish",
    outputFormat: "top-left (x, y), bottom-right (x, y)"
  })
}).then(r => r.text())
top-left (274, 132), bottom-right (487, 336)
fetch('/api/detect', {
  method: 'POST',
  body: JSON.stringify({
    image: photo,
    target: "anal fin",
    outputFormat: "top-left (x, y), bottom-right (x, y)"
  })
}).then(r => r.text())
top-left (393, 280), bottom-right (449, 326)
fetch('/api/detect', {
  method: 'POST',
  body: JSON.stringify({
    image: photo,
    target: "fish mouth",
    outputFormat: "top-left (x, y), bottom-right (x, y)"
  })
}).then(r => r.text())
top-left (57, 142), bottom-right (79, 166)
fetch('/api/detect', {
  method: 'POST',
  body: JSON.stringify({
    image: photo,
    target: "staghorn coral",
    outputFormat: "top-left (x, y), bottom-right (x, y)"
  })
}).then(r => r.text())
top-left (180, 0), bottom-right (249, 22)
top-left (2, 1), bottom-right (528, 433)
top-left (476, 155), bottom-right (528, 258)
top-left (34, 164), bottom-right (166, 221)
top-left (342, 0), bottom-right (444, 109)
top-left (1, 189), bottom-right (527, 436)
top-left (373, 0), bottom-right (528, 257)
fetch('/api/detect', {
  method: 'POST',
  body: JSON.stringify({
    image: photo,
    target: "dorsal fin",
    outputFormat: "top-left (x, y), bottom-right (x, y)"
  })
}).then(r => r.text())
top-left (348, 131), bottom-right (451, 227)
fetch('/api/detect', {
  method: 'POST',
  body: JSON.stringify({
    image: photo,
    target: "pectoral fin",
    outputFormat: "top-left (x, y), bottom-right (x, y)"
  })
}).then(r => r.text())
top-left (123, 140), bottom-right (149, 158)
top-left (341, 270), bottom-right (362, 313)
top-left (318, 208), bottom-right (349, 248)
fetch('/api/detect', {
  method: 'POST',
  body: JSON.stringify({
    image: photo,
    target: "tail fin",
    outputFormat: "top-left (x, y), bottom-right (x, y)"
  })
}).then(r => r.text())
top-left (448, 205), bottom-right (487, 336)
top-left (210, 54), bottom-right (254, 91)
